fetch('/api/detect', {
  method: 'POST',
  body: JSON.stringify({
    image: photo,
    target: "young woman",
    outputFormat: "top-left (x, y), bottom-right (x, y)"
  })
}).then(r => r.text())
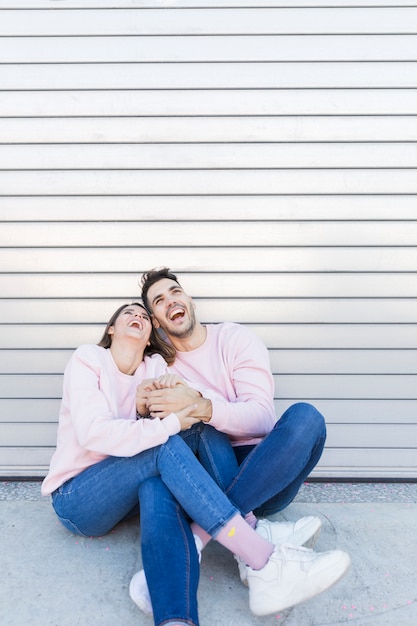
top-left (42, 302), bottom-right (350, 626)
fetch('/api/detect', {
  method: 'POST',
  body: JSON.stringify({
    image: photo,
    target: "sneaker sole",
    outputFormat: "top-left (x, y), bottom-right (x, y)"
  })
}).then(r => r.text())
top-left (250, 551), bottom-right (351, 616)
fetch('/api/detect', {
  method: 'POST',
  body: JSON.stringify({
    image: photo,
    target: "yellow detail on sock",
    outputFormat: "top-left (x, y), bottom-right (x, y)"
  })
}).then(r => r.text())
top-left (227, 526), bottom-right (236, 537)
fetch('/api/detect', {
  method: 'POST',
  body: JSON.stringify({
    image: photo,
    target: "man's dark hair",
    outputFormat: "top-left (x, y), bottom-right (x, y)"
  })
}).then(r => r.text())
top-left (141, 267), bottom-right (181, 312)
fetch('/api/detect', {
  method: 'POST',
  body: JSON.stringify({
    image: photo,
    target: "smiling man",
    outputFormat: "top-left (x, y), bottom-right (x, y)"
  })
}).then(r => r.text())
top-left (129, 268), bottom-right (346, 625)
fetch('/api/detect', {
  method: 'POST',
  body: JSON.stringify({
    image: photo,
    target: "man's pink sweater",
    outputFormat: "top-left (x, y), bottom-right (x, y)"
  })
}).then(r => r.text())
top-left (169, 322), bottom-right (276, 447)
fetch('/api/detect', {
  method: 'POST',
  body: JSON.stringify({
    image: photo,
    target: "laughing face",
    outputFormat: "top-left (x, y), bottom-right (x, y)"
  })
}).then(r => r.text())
top-left (108, 304), bottom-right (152, 344)
top-left (146, 278), bottom-right (197, 339)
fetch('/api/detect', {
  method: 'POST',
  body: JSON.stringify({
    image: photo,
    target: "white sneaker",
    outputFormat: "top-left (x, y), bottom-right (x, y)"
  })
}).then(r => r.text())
top-left (129, 534), bottom-right (203, 616)
top-left (235, 516), bottom-right (322, 585)
top-left (257, 516), bottom-right (322, 549)
top-left (247, 544), bottom-right (351, 616)
top-left (129, 569), bottom-right (153, 616)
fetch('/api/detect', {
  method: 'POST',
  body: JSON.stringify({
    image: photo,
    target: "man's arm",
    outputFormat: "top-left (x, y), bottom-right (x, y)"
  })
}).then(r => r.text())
top-left (148, 323), bottom-right (276, 439)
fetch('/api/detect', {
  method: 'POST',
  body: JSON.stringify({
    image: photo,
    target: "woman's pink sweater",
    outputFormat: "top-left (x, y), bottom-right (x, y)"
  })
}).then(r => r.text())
top-left (41, 345), bottom-right (180, 495)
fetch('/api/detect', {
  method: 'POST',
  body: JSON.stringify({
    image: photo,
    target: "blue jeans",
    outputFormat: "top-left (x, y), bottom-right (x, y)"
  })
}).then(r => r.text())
top-left (51, 424), bottom-right (238, 626)
top-left (51, 423), bottom-right (238, 539)
top-left (140, 402), bottom-right (326, 625)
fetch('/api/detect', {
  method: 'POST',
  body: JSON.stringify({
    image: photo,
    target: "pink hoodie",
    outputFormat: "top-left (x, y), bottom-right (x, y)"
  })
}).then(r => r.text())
top-left (41, 345), bottom-right (179, 495)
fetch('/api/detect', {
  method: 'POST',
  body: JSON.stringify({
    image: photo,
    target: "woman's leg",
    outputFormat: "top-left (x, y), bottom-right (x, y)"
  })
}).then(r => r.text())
top-left (52, 433), bottom-right (249, 546)
top-left (135, 424), bottom-right (239, 624)
top-left (139, 477), bottom-right (200, 626)
top-left (52, 454), bottom-right (145, 537)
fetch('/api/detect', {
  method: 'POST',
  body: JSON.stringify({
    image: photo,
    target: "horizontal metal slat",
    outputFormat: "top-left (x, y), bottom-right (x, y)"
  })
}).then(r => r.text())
top-left (3, 221), bottom-right (417, 247)
top-left (1, 169), bottom-right (416, 195)
top-left (3, 116), bottom-right (417, 144)
top-left (2, 297), bottom-right (417, 324)
top-left (273, 374), bottom-right (417, 400)
top-left (3, 272), bottom-right (417, 299)
top-left (2, 195), bottom-right (417, 221)
top-left (270, 349), bottom-right (417, 375)
top-left (0, 326), bottom-right (102, 350)
top-left (1, 7), bottom-right (417, 37)
top-left (0, 447), bottom-right (53, 476)
top-left (1, 422), bottom-right (58, 446)
top-left (254, 325), bottom-right (417, 350)
top-left (0, 375), bottom-right (63, 398)
top-left (0, 399), bottom-right (60, 423)
top-left (3, 324), bottom-right (417, 350)
top-left (2, 89), bottom-right (417, 117)
top-left (0, 350), bottom-right (71, 374)
top-left (2, 398), bottom-right (417, 426)
top-left (2, 246), bottom-right (417, 274)
top-left (1, 420), bottom-right (416, 448)
top-left (4, 445), bottom-right (417, 479)
top-left (3, 0), bottom-right (417, 9)
top-left (275, 399), bottom-right (417, 425)
top-left (4, 397), bottom-right (417, 426)
top-left (316, 447), bottom-right (417, 478)
top-left (2, 347), bottom-right (417, 376)
top-left (2, 62), bottom-right (417, 90)
top-left (3, 143), bottom-right (417, 170)
top-left (1, 34), bottom-right (417, 63)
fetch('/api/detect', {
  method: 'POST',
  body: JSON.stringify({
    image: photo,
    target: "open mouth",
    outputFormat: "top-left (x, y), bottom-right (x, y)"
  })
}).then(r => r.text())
top-left (128, 320), bottom-right (142, 329)
top-left (168, 307), bottom-right (185, 321)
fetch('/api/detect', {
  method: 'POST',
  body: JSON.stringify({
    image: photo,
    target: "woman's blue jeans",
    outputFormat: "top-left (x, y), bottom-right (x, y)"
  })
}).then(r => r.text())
top-left (51, 423), bottom-right (240, 626)
top-left (139, 402), bottom-right (326, 625)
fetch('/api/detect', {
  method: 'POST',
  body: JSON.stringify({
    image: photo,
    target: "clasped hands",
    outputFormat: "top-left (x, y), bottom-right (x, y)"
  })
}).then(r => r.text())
top-left (136, 374), bottom-right (208, 431)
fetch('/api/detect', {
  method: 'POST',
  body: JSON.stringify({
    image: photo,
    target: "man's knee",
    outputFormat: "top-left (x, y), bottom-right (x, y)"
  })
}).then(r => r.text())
top-left (279, 402), bottom-right (326, 439)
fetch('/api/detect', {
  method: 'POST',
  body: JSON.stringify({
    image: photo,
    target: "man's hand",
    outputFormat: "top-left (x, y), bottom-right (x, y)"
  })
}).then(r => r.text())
top-left (147, 385), bottom-right (212, 422)
top-left (136, 375), bottom-right (187, 417)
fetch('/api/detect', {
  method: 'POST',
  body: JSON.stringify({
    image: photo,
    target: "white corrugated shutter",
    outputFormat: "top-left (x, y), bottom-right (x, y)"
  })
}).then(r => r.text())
top-left (1, 1), bottom-right (416, 478)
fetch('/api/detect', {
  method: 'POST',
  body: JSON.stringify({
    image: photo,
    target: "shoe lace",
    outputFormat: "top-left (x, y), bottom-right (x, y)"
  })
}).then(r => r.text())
top-left (279, 542), bottom-right (313, 561)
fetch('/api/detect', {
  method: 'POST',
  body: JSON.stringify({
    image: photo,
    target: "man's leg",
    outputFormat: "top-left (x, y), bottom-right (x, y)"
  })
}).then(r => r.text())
top-left (227, 402), bottom-right (326, 516)
top-left (181, 422), bottom-right (239, 491)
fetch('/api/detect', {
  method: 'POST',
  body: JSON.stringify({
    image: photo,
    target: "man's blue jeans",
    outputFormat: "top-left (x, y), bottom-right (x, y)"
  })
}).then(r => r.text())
top-left (139, 402), bottom-right (326, 625)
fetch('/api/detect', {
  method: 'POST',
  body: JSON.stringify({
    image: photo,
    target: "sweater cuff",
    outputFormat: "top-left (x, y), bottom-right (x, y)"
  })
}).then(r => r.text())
top-left (161, 412), bottom-right (181, 436)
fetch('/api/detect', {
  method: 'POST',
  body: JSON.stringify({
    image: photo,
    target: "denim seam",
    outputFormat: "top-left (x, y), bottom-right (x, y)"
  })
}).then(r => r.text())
top-left (159, 441), bottom-right (238, 537)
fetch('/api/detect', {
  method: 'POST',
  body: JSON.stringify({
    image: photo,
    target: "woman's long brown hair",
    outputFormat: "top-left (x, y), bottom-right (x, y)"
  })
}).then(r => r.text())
top-left (97, 302), bottom-right (176, 366)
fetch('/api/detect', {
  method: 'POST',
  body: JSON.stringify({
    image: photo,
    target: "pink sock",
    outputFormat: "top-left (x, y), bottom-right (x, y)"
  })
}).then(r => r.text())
top-left (245, 511), bottom-right (258, 529)
top-left (191, 523), bottom-right (211, 549)
top-left (191, 510), bottom-right (258, 549)
top-left (215, 513), bottom-right (273, 570)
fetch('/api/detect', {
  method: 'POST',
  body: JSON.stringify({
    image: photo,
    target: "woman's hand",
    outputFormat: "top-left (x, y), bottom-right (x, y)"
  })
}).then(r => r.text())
top-left (152, 374), bottom-right (188, 389)
top-left (175, 404), bottom-right (200, 430)
top-left (135, 379), bottom-right (155, 417)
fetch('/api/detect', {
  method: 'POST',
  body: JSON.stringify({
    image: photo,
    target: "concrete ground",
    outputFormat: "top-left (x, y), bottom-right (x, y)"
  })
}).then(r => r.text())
top-left (1, 481), bottom-right (416, 626)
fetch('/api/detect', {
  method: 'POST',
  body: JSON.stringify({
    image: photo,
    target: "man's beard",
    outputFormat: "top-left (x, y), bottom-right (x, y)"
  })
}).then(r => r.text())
top-left (163, 310), bottom-right (196, 340)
